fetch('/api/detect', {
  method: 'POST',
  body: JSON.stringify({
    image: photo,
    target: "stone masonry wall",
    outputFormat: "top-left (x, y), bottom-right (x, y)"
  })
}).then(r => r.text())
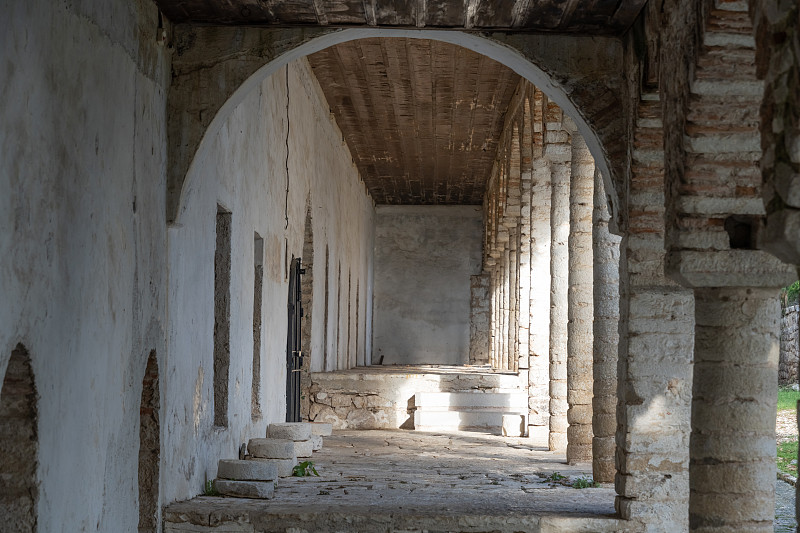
top-left (751, 0), bottom-right (800, 264)
top-left (780, 305), bottom-right (799, 385)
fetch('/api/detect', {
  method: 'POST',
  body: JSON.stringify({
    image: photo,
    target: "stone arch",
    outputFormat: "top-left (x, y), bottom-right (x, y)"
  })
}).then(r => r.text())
top-left (168, 28), bottom-right (625, 229)
top-left (0, 343), bottom-right (38, 533)
top-left (138, 350), bottom-right (160, 533)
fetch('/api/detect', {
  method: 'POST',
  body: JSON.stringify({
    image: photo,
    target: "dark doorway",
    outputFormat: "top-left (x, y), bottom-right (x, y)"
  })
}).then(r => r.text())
top-left (286, 257), bottom-right (304, 422)
top-left (0, 344), bottom-right (38, 532)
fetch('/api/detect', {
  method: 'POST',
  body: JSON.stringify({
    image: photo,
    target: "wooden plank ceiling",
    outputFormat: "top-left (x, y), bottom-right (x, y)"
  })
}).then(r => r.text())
top-left (307, 38), bottom-right (520, 204)
top-left (155, 0), bottom-right (647, 34)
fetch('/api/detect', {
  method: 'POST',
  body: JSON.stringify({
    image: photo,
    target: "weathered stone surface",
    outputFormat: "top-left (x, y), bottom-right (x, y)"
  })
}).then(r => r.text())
top-left (592, 169), bottom-right (620, 483)
top-left (780, 305), bottom-right (799, 385)
top-left (690, 288), bottom-right (779, 532)
top-left (306, 366), bottom-right (526, 430)
top-left (566, 132), bottom-right (594, 466)
top-left (267, 423), bottom-right (312, 441)
top-left (310, 434), bottom-right (323, 451)
top-left (309, 422), bottom-right (332, 436)
top-left (217, 459), bottom-right (277, 481)
top-left (549, 116), bottom-right (571, 452)
top-left (248, 439), bottom-right (295, 460)
top-left (166, 430), bottom-right (620, 532)
top-left (213, 479), bottom-right (275, 499)
top-left (248, 457), bottom-right (296, 478)
top-left (293, 439), bottom-right (313, 458)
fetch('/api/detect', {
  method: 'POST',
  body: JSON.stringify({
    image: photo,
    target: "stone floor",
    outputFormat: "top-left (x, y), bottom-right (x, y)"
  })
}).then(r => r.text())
top-left (775, 479), bottom-right (797, 532)
top-left (165, 429), bottom-right (624, 533)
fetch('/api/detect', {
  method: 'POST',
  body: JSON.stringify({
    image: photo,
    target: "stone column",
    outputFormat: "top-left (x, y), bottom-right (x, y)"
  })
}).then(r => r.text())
top-left (517, 151), bottom-right (533, 380)
top-left (528, 159), bottom-right (552, 441)
top-left (508, 228), bottom-right (519, 371)
top-left (689, 288), bottom-right (779, 533)
top-left (615, 93), bottom-right (693, 530)
top-left (566, 133), bottom-right (594, 463)
top-left (501, 247), bottom-right (510, 370)
top-left (592, 169), bottom-right (620, 482)
top-left (548, 144), bottom-right (571, 452)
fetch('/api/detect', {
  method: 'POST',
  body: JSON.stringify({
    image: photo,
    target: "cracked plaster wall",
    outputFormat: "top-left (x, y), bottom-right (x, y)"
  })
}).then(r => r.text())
top-left (165, 57), bottom-right (374, 504)
top-left (0, 0), bottom-right (171, 530)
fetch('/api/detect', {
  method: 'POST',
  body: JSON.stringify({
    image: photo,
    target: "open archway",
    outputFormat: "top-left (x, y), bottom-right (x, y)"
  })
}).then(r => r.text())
top-left (0, 344), bottom-right (38, 533)
top-left (168, 28), bottom-right (625, 230)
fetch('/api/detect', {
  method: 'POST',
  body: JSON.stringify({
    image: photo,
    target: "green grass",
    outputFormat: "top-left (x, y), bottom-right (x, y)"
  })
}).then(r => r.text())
top-left (777, 440), bottom-right (798, 476)
top-left (777, 387), bottom-right (800, 477)
top-left (777, 388), bottom-right (800, 412)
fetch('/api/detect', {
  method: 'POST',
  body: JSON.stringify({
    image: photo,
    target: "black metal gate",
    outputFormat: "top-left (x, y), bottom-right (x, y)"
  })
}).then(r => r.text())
top-left (286, 257), bottom-right (304, 422)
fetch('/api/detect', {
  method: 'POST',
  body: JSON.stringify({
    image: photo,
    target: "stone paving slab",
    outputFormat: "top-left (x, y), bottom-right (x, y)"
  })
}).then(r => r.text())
top-left (166, 429), bottom-right (624, 532)
top-left (774, 478), bottom-right (797, 532)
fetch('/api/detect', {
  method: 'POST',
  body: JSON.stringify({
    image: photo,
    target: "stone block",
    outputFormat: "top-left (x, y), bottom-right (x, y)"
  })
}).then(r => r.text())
top-left (248, 438), bottom-right (295, 459)
top-left (567, 404), bottom-right (593, 425)
top-left (249, 457), bottom-right (296, 478)
top-left (217, 459), bottom-right (277, 481)
top-left (267, 422), bottom-right (313, 441)
top-left (311, 434), bottom-right (323, 451)
top-left (309, 422), bottom-right (332, 436)
top-left (213, 479), bottom-right (274, 499)
top-left (502, 414), bottom-right (526, 437)
top-left (294, 439), bottom-right (314, 458)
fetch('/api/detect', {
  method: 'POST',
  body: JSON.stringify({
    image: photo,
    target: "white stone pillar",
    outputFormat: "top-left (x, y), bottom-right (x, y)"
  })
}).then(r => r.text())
top-left (518, 159), bottom-right (533, 377)
top-left (548, 144), bottom-right (571, 451)
top-left (528, 159), bottom-right (552, 440)
top-left (567, 133), bottom-right (594, 463)
top-left (508, 228), bottom-right (519, 371)
top-left (689, 288), bottom-right (779, 533)
top-left (592, 170), bottom-right (620, 482)
top-left (501, 247), bottom-right (510, 370)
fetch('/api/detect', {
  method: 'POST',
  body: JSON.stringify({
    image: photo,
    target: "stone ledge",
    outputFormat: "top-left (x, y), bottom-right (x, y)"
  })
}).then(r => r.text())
top-left (667, 250), bottom-right (796, 288)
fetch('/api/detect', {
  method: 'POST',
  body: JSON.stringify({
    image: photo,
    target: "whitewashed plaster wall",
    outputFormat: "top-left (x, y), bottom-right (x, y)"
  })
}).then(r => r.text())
top-left (165, 58), bottom-right (374, 503)
top-left (0, 0), bottom-right (171, 530)
top-left (372, 206), bottom-right (483, 366)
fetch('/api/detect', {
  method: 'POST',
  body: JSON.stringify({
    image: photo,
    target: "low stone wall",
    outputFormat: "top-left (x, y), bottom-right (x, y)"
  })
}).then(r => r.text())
top-left (780, 305), bottom-right (799, 386)
top-left (304, 367), bottom-right (525, 430)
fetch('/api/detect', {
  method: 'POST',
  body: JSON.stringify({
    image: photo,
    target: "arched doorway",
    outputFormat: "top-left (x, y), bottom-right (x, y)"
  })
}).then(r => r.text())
top-left (0, 344), bottom-right (38, 533)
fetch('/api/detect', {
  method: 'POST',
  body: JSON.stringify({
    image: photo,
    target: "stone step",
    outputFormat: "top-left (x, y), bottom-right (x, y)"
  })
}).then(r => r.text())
top-left (267, 422), bottom-right (312, 441)
top-left (217, 459), bottom-right (277, 482)
top-left (413, 391), bottom-right (527, 410)
top-left (294, 439), bottom-right (314, 458)
top-left (413, 409), bottom-right (527, 435)
top-left (307, 367), bottom-right (526, 430)
top-left (248, 438), bottom-right (297, 459)
top-left (213, 479), bottom-right (275, 499)
top-left (247, 457), bottom-right (296, 478)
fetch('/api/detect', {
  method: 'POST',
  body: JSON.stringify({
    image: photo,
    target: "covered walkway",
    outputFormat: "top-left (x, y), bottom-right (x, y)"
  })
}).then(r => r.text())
top-left (165, 429), bottom-right (620, 533)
